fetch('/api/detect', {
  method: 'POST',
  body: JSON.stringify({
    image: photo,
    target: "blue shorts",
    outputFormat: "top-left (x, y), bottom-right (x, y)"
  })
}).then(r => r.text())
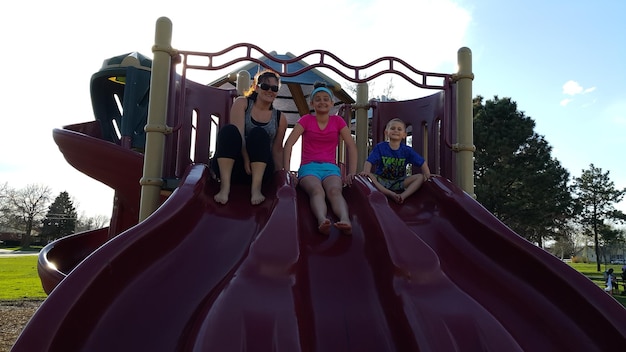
top-left (298, 162), bottom-right (341, 181)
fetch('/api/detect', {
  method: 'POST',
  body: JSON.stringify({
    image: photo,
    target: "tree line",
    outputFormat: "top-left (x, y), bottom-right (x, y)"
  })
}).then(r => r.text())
top-left (1, 95), bottom-right (624, 270)
top-left (474, 96), bottom-right (626, 271)
top-left (0, 183), bottom-right (109, 248)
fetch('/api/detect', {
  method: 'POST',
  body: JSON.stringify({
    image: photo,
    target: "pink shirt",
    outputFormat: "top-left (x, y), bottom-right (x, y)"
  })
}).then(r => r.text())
top-left (298, 114), bottom-right (347, 166)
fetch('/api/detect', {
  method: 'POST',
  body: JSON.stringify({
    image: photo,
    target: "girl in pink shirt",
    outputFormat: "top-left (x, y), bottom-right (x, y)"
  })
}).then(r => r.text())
top-left (283, 83), bottom-right (357, 235)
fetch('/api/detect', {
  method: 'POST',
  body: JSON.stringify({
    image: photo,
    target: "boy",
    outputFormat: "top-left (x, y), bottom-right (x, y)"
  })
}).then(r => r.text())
top-left (360, 118), bottom-right (431, 204)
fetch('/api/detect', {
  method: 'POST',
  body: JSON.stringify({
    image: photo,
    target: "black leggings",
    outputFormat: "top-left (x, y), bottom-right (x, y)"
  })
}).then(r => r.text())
top-left (211, 124), bottom-right (274, 183)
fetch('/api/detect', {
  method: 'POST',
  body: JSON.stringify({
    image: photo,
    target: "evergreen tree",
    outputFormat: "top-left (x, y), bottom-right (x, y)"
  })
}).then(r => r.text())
top-left (473, 96), bottom-right (572, 246)
top-left (41, 191), bottom-right (77, 243)
top-left (572, 163), bottom-right (626, 271)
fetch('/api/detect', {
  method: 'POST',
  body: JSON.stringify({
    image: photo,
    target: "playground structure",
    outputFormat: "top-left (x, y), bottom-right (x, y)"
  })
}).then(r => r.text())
top-left (12, 17), bottom-right (626, 351)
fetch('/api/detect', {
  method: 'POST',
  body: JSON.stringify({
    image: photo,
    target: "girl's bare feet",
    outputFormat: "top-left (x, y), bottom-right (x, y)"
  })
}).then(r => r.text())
top-left (251, 190), bottom-right (265, 205)
top-left (334, 221), bottom-right (352, 235)
top-left (318, 219), bottom-right (331, 235)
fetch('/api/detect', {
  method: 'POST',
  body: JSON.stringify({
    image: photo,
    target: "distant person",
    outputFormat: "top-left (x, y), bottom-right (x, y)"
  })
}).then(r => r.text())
top-left (283, 82), bottom-right (357, 235)
top-left (359, 118), bottom-right (431, 204)
top-left (211, 70), bottom-right (288, 205)
top-left (604, 268), bottom-right (617, 294)
top-left (621, 266), bottom-right (626, 293)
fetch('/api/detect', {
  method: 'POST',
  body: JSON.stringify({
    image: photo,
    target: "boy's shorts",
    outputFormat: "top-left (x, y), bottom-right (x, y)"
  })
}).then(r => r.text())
top-left (298, 162), bottom-right (341, 180)
top-left (375, 175), bottom-right (406, 191)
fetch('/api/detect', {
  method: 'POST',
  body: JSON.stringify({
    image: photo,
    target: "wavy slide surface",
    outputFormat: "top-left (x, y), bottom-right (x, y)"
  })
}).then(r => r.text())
top-left (14, 166), bottom-right (626, 351)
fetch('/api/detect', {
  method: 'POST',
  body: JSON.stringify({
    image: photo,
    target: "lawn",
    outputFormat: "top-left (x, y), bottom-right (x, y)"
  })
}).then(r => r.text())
top-left (0, 255), bottom-right (47, 301)
top-left (568, 262), bottom-right (625, 277)
top-left (1, 255), bottom-right (625, 307)
top-left (567, 262), bottom-right (626, 306)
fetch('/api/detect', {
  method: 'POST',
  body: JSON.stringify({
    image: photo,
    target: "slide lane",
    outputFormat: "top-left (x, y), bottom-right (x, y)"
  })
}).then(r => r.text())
top-left (296, 177), bottom-right (522, 351)
top-left (14, 165), bottom-right (288, 351)
top-left (182, 171), bottom-right (303, 350)
top-left (386, 176), bottom-right (626, 350)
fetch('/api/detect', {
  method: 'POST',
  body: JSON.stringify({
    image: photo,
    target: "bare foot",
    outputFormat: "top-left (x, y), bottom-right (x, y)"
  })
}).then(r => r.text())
top-left (392, 193), bottom-right (403, 204)
top-left (398, 192), bottom-right (409, 204)
top-left (251, 190), bottom-right (266, 205)
top-left (318, 219), bottom-right (331, 235)
top-left (383, 189), bottom-right (402, 204)
top-left (334, 221), bottom-right (352, 235)
top-left (214, 191), bottom-right (229, 205)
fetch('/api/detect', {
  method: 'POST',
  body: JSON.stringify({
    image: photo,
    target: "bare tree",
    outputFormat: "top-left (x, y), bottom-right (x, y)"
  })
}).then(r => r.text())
top-left (75, 212), bottom-right (111, 232)
top-left (5, 184), bottom-right (52, 247)
top-left (381, 77), bottom-right (395, 101)
top-left (0, 182), bottom-right (10, 230)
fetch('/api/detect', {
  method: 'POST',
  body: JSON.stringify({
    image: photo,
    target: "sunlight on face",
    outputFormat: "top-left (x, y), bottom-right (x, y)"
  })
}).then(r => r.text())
top-left (312, 93), bottom-right (332, 104)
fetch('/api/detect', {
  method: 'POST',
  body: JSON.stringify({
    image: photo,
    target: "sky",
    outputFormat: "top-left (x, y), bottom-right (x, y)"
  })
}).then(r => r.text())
top-left (1, 0), bottom-right (624, 220)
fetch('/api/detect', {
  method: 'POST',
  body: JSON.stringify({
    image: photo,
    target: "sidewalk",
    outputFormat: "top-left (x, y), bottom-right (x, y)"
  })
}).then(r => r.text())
top-left (0, 249), bottom-right (40, 256)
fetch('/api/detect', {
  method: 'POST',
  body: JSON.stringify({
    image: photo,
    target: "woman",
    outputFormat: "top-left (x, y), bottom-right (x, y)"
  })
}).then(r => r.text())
top-left (212, 70), bottom-right (287, 205)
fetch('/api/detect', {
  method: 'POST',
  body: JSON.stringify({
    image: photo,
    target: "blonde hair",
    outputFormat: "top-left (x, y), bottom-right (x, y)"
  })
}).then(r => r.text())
top-left (385, 118), bottom-right (406, 130)
top-left (243, 69), bottom-right (281, 97)
top-left (384, 118), bottom-right (407, 141)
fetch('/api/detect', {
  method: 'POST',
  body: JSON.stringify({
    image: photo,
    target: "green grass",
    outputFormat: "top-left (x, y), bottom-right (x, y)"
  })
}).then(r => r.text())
top-left (1, 255), bottom-right (625, 307)
top-left (568, 262), bottom-right (626, 306)
top-left (0, 255), bottom-right (47, 301)
top-left (568, 262), bottom-right (624, 276)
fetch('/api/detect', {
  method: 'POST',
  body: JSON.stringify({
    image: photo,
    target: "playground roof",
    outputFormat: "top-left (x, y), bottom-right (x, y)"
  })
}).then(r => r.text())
top-left (208, 52), bottom-right (355, 126)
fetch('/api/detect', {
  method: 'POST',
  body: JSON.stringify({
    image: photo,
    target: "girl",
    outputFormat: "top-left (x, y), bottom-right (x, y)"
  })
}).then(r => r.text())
top-left (283, 83), bottom-right (357, 235)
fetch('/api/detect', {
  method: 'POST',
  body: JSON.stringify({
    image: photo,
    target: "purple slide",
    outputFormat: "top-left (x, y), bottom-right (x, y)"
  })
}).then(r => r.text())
top-left (13, 163), bottom-right (626, 350)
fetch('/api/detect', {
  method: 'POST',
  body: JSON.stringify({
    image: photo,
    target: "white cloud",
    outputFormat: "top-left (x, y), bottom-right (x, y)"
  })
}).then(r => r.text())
top-left (562, 80), bottom-right (596, 96)
top-left (584, 87), bottom-right (597, 94)
top-left (562, 80), bottom-right (584, 95)
top-left (560, 81), bottom-right (598, 108)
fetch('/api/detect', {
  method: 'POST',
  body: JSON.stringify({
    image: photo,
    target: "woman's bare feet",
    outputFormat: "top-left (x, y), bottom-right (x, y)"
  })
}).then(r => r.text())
top-left (318, 219), bottom-right (331, 235)
top-left (214, 190), bottom-right (229, 205)
top-left (334, 221), bottom-right (352, 235)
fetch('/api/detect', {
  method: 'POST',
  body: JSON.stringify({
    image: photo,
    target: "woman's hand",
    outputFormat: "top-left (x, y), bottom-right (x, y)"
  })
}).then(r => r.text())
top-left (287, 171), bottom-right (298, 186)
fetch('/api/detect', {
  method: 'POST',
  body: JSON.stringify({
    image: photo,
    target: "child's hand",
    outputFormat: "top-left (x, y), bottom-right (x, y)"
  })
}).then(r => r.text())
top-left (344, 173), bottom-right (355, 186)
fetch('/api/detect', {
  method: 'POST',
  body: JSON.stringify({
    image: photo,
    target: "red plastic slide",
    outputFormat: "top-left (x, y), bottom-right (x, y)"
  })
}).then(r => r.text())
top-left (13, 163), bottom-right (626, 350)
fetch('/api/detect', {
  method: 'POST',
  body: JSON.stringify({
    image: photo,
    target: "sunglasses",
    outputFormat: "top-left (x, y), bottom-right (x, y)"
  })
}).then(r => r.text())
top-left (258, 83), bottom-right (279, 92)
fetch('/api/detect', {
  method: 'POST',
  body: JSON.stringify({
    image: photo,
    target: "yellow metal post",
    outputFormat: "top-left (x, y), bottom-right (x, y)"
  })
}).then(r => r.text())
top-left (236, 70), bottom-right (250, 96)
top-left (139, 17), bottom-right (173, 221)
top-left (455, 47), bottom-right (475, 197)
top-left (355, 83), bottom-right (369, 170)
